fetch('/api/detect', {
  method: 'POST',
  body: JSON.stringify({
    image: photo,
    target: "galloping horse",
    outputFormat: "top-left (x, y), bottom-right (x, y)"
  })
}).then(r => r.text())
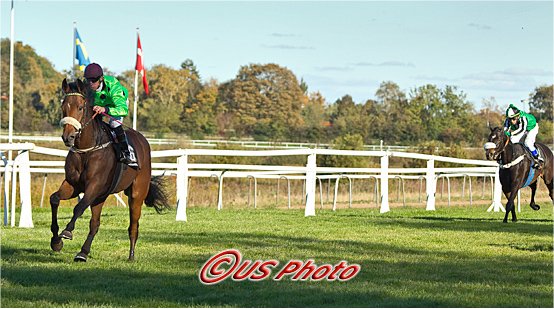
top-left (484, 126), bottom-right (553, 222)
top-left (50, 78), bottom-right (170, 261)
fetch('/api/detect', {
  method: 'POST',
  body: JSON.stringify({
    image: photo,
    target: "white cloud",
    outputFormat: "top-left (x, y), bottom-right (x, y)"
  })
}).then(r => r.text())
top-left (261, 44), bottom-right (314, 50)
top-left (352, 61), bottom-right (415, 68)
top-left (269, 33), bottom-right (296, 37)
top-left (468, 22), bottom-right (492, 30)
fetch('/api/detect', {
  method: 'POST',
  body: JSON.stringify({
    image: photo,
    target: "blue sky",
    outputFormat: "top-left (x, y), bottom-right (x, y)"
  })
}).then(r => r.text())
top-left (1, 0), bottom-right (552, 110)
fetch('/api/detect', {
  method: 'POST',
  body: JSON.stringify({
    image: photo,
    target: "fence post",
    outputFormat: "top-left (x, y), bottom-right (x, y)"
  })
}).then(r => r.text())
top-left (487, 167), bottom-right (505, 212)
top-left (18, 150), bottom-right (33, 228)
top-left (175, 154), bottom-right (188, 221)
top-left (380, 153), bottom-right (390, 213)
top-left (305, 153), bottom-right (316, 217)
top-left (2, 151), bottom-right (10, 226)
top-left (426, 159), bottom-right (436, 211)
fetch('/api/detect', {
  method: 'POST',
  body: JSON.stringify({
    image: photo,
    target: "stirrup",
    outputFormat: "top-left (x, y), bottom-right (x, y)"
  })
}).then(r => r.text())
top-left (119, 151), bottom-right (132, 164)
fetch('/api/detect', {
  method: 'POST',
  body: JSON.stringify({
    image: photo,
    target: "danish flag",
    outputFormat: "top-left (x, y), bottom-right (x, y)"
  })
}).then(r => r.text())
top-left (135, 34), bottom-right (149, 95)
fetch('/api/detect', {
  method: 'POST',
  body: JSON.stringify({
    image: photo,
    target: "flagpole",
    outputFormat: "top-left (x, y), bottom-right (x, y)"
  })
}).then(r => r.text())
top-left (5, 0), bottom-right (16, 225)
top-left (133, 28), bottom-right (139, 131)
top-left (8, 0), bottom-right (15, 147)
top-left (73, 22), bottom-right (77, 77)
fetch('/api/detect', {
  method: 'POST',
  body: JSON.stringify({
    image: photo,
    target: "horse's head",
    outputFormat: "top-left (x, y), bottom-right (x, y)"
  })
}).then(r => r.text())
top-left (60, 78), bottom-right (88, 147)
top-left (484, 126), bottom-right (509, 161)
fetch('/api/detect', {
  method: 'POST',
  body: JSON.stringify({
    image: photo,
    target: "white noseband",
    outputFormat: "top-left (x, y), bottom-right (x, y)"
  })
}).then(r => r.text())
top-left (483, 142), bottom-right (496, 150)
top-left (60, 117), bottom-right (82, 131)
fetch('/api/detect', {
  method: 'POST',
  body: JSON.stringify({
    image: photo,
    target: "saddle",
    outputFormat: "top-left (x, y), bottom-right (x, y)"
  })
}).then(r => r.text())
top-left (516, 142), bottom-right (543, 170)
top-left (100, 123), bottom-right (139, 168)
top-left (100, 123), bottom-right (139, 194)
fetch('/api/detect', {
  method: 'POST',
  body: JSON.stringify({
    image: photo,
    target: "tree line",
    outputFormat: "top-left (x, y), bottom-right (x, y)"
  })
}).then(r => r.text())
top-left (1, 39), bottom-right (552, 149)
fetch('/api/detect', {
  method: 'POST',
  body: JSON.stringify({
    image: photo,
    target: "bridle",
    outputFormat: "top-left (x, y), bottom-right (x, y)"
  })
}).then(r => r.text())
top-left (484, 131), bottom-right (510, 161)
top-left (59, 92), bottom-right (96, 138)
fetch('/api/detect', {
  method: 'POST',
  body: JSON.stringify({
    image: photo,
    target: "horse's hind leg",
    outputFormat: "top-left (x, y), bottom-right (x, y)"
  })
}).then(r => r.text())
top-left (544, 177), bottom-right (553, 202)
top-left (127, 175), bottom-right (150, 261)
top-left (50, 180), bottom-right (79, 252)
top-left (74, 200), bottom-right (105, 262)
top-left (528, 182), bottom-right (540, 210)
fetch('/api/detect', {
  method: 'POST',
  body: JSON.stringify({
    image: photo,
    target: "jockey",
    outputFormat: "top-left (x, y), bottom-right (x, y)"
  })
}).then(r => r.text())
top-left (503, 103), bottom-right (543, 167)
top-left (84, 63), bottom-right (134, 165)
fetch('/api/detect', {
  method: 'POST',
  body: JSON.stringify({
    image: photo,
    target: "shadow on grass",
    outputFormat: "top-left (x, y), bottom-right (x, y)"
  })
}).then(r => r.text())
top-left (370, 215), bottom-right (554, 236)
top-left (2, 239), bottom-right (552, 308)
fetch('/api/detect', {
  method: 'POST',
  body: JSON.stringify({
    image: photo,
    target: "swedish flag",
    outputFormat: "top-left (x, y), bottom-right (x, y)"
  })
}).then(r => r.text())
top-left (75, 29), bottom-right (90, 71)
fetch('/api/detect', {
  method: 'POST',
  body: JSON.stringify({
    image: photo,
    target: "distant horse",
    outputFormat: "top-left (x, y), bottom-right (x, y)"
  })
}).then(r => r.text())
top-left (50, 78), bottom-right (170, 261)
top-left (484, 126), bottom-right (553, 222)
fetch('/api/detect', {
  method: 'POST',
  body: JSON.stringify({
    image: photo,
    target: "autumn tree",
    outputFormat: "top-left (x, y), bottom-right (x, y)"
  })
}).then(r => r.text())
top-left (0, 39), bottom-right (63, 132)
top-left (221, 63), bottom-right (305, 140)
top-left (181, 78), bottom-right (219, 138)
top-left (137, 64), bottom-right (193, 134)
top-left (298, 91), bottom-right (326, 142)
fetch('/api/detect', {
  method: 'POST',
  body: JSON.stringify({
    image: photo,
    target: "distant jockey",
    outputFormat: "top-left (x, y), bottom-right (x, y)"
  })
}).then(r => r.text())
top-left (503, 104), bottom-right (543, 168)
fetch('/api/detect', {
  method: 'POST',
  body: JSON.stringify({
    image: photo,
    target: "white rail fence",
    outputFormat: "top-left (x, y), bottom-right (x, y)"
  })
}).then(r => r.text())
top-left (1, 134), bottom-right (410, 150)
top-left (1, 143), bottom-right (504, 228)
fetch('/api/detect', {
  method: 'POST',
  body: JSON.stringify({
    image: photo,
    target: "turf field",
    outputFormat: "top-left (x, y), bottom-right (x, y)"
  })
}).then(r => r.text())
top-left (1, 206), bottom-right (552, 307)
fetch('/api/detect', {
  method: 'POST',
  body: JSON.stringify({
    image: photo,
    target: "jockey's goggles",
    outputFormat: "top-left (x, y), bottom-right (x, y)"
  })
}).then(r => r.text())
top-left (86, 77), bottom-right (101, 83)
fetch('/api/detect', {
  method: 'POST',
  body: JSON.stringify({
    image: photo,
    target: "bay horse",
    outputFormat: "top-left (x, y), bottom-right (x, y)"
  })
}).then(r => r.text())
top-left (50, 78), bottom-right (170, 261)
top-left (484, 126), bottom-right (553, 222)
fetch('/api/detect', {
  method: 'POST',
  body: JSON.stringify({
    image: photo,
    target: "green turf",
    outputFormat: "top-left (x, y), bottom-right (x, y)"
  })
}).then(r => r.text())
top-left (1, 206), bottom-right (553, 307)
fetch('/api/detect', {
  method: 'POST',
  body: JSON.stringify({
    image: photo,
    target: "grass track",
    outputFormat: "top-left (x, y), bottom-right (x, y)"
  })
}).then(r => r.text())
top-left (1, 206), bottom-right (553, 307)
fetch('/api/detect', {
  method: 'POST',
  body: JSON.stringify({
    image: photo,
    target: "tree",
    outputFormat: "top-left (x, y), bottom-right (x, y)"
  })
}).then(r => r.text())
top-left (298, 91), bottom-right (326, 142)
top-left (0, 39), bottom-right (63, 131)
top-left (181, 78), bottom-right (219, 138)
top-left (375, 81), bottom-right (418, 144)
top-left (222, 63), bottom-right (305, 140)
top-left (138, 64), bottom-right (193, 134)
top-left (529, 85), bottom-right (553, 121)
top-left (409, 84), bottom-right (475, 145)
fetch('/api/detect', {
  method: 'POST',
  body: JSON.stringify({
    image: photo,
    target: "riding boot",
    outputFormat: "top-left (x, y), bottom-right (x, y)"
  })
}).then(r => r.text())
top-left (113, 126), bottom-right (133, 165)
top-left (531, 149), bottom-right (542, 168)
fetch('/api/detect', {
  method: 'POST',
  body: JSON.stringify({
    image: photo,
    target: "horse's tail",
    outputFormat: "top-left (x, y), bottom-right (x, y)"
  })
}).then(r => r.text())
top-left (145, 176), bottom-right (171, 213)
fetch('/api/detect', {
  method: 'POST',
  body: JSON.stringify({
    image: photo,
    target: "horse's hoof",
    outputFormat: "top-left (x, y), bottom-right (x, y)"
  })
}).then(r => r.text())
top-left (531, 204), bottom-right (540, 211)
top-left (50, 237), bottom-right (64, 252)
top-left (74, 252), bottom-right (87, 262)
top-left (503, 219), bottom-right (508, 223)
top-left (60, 230), bottom-right (73, 240)
top-left (512, 219), bottom-right (518, 222)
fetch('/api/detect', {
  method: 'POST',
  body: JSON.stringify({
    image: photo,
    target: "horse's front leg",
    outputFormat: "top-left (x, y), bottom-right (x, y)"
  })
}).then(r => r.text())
top-left (501, 186), bottom-right (511, 223)
top-left (504, 186), bottom-right (519, 223)
top-left (49, 180), bottom-right (79, 251)
top-left (60, 185), bottom-right (104, 241)
top-left (74, 200), bottom-right (106, 262)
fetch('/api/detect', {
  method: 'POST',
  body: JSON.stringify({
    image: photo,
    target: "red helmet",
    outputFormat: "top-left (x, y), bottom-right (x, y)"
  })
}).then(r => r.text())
top-left (84, 63), bottom-right (103, 79)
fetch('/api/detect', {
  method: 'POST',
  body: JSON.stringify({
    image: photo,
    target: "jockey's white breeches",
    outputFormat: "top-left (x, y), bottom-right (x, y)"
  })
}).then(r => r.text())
top-left (510, 124), bottom-right (539, 152)
top-left (109, 116), bottom-right (123, 128)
